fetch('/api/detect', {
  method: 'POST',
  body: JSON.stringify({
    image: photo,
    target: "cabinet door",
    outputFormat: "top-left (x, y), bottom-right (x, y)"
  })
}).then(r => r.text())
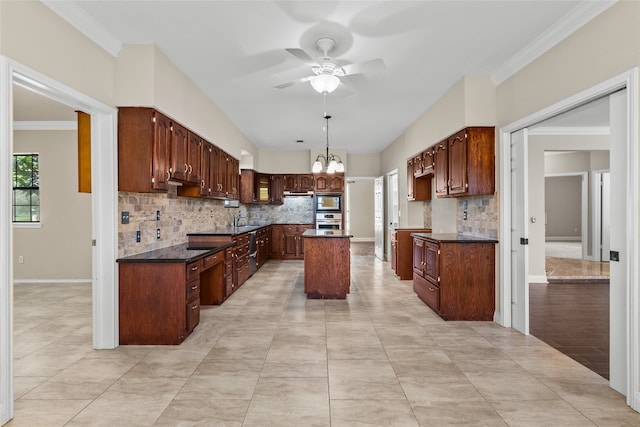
top-left (314, 175), bottom-right (329, 192)
top-left (283, 175), bottom-right (297, 191)
top-left (448, 130), bottom-right (467, 195)
top-left (329, 175), bottom-right (344, 192)
top-left (298, 174), bottom-right (314, 191)
top-left (170, 122), bottom-right (189, 182)
top-left (186, 132), bottom-right (202, 185)
top-left (256, 173), bottom-right (271, 203)
top-left (407, 159), bottom-right (414, 200)
top-left (270, 225), bottom-right (283, 257)
top-left (200, 143), bottom-right (213, 197)
top-left (413, 154), bottom-right (423, 177)
top-left (270, 175), bottom-right (284, 205)
top-left (413, 237), bottom-right (424, 275)
top-left (423, 240), bottom-right (440, 285)
top-left (422, 148), bottom-right (435, 175)
top-left (152, 112), bottom-right (172, 191)
top-left (434, 142), bottom-right (449, 197)
top-left (229, 157), bottom-right (239, 199)
top-left (283, 231), bottom-right (298, 257)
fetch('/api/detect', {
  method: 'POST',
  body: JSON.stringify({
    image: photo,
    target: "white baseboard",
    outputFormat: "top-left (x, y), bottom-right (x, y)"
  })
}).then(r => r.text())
top-left (350, 237), bottom-right (374, 243)
top-left (545, 236), bottom-right (581, 242)
top-left (529, 275), bottom-right (549, 284)
top-left (13, 279), bottom-right (92, 285)
top-left (493, 311), bottom-right (504, 326)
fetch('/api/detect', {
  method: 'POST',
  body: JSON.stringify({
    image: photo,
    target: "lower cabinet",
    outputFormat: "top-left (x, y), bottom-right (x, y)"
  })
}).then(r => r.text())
top-left (412, 234), bottom-right (497, 321)
top-left (391, 228), bottom-right (432, 280)
top-left (270, 224), bottom-right (313, 259)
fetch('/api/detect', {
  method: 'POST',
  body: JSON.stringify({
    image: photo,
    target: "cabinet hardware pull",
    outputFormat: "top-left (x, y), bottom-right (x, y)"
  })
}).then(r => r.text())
top-left (191, 266), bottom-right (198, 271)
top-left (191, 305), bottom-right (198, 310)
top-left (184, 163), bottom-right (188, 173)
top-left (191, 285), bottom-right (198, 290)
top-left (201, 179), bottom-right (205, 188)
top-left (189, 164), bottom-right (193, 174)
top-left (166, 171), bottom-right (170, 181)
top-left (429, 287), bottom-right (435, 292)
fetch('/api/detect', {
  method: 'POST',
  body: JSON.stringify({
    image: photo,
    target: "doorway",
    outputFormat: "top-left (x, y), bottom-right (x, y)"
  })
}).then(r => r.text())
top-left (500, 71), bottom-right (638, 410)
top-left (386, 170), bottom-right (399, 262)
top-left (0, 57), bottom-right (119, 424)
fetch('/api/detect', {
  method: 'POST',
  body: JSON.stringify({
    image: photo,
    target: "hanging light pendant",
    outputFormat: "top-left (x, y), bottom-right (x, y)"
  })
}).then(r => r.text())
top-left (313, 114), bottom-right (344, 174)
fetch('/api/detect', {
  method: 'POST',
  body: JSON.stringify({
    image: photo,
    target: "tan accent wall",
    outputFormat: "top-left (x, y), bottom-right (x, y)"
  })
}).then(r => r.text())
top-left (13, 130), bottom-right (92, 281)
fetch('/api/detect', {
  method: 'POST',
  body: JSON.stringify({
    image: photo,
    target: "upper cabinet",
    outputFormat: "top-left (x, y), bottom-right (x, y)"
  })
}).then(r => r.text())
top-left (270, 175), bottom-right (284, 205)
top-left (407, 158), bottom-right (431, 201)
top-left (314, 172), bottom-right (344, 193)
top-left (240, 169), bottom-right (270, 204)
top-left (407, 126), bottom-right (494, 200)
top-left (283, 174), bottom-right (314, 192)
top-left (118, 107), bottom-right (171, 193)
top-left (119, 107), bottom-right (238, 199)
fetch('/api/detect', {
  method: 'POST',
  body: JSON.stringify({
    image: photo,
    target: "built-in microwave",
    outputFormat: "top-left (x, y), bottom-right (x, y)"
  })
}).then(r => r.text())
top-left (316, 194), bottom-right (342, 212)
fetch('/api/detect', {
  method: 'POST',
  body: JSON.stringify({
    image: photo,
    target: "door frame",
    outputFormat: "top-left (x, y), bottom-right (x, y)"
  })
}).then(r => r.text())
top-left (543, 172), bottom-right (589, 260)
top-left (498, 68), bottom-right (639, 410)
top-left (0, 57), bottom-right (119, 424)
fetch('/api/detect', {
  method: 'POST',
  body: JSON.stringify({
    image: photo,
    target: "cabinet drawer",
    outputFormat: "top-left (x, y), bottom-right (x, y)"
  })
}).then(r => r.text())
top-left (203, 251), bottom-right (224, 269)
top-left (186, 259), bottom-right (203, 282)
top-left (237, 262), bottom-right (250, 286)
top-left (225, 274), bottom-right (234, 297)
top-left (225, 260), bottom-right (233, 276)
top-left (186, 299), bottom-right (200, 333)
top-left (413, 273), bottom-right (439, 313)
top-left (186, 280), bottom-right (200, 302)
top-left (236, 254), bottom-right (248, 266)
top-left (237, 233), bottom-right (249, 246)
top-left (236, 243), bottom-right (249, 258)
top-left (283, 225), bottom-right (297, 233)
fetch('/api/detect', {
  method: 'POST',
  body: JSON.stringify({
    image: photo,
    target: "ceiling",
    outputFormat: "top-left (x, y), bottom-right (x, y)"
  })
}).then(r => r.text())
top-left (16, 1), bottom-right (612, 154)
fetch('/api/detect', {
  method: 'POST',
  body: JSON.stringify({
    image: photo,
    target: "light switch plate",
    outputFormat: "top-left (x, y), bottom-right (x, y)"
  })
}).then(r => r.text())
top-left (121, 211), bottom-right (129, 224)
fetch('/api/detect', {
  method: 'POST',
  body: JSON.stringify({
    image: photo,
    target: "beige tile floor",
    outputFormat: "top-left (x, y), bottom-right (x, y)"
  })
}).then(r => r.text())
top-left (8, 255), bottom-right (640, 426)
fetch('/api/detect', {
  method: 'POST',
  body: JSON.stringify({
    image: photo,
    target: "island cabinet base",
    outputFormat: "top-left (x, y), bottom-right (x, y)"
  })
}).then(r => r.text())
top-left (303, 236), bottom-right (351, 299)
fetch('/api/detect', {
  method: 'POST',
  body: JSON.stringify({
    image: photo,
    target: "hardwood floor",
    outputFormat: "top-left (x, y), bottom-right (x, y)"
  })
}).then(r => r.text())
top-left (530, 281), bottom-right (609, 379)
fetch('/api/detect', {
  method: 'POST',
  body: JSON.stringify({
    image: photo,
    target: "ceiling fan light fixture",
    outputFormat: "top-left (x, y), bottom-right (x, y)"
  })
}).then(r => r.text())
top-left (310, 74), bottom-right (340, 94)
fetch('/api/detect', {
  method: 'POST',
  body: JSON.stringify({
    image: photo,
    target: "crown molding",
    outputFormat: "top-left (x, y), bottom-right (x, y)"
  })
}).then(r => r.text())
top-left (528, 126), bottom-right (609, 136)
top-left (13, 121), bottom-right (77, 131)
top-left (41, 0), bottom-right (122, 57)
top-left (491, 1), bottom-right (617, 85)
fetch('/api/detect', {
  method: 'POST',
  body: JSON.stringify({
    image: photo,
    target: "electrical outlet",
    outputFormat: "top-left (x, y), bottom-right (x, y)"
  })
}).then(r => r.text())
top-left (463, 211), bottom-right (467, 220)
top-left (156, 228), bottom-right (161, 239)
top-left (18, 256), bottom-right (24, 264)
top-left (136, 231), bottom-right (141, 243)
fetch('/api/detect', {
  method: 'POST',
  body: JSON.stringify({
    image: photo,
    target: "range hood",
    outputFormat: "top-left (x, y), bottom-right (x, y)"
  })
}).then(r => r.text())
top-left (283, 190), bottom-right (314, 197)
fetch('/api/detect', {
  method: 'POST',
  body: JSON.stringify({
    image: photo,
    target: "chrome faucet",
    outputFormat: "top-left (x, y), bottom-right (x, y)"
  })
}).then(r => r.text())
top-left (233, 212), bottom-right (241, 228)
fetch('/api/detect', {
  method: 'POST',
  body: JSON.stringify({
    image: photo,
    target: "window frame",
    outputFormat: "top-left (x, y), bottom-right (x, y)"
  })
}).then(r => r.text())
top-left (12, 153), bottom-right (41, 226)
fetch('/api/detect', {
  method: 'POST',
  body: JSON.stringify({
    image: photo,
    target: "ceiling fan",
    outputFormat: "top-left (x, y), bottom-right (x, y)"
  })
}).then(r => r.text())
top-left (275, 37), bottom-right (385, 94)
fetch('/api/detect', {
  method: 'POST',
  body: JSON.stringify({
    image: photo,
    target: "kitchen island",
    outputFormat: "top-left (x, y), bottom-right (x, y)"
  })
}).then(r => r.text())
top-left (302, 229), bottom-right (353, 299)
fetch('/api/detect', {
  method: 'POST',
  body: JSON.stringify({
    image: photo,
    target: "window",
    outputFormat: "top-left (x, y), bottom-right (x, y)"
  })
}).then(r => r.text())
top-left (12, 154), bottom-right (40, 222)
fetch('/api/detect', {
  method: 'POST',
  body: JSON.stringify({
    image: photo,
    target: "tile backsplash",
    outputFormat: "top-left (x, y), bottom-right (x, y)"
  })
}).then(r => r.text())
top-left (456, 195), bottom-right (498, 239)
top-left (118, 188), bottom-right (314, 257)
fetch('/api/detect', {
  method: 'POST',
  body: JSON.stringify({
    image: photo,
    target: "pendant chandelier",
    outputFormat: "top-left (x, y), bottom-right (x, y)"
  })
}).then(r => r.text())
top-left (312, 114), bottom-right (344, 174)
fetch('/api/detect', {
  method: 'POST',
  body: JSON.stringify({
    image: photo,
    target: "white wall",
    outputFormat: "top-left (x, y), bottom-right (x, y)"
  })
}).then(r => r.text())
top-left (545, 175), bottom-right (582, 239)
top-left (347, 179), bottom-right (375, 240)
top-left (13, 130), bottom-right (92, 281)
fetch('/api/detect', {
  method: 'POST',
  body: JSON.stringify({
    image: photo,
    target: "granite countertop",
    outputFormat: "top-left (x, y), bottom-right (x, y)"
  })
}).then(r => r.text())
top-left (410, 233), bottom-right (498, 243)
top-left (188, 223), bottom-right (315, 236)
top-left (117, 242), bottom-right (233, 263)
top-left (302, 229), bottom-right (353, 238)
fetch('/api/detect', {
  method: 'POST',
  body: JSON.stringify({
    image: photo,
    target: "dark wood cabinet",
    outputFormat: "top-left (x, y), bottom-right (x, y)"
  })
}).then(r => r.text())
top-left (412, 234), bottom-right (497, 321)
top-left (283, 174), bottom-right (314, 192)
top-left (408, 126), bottom-right (494, 199)
top-left (239, 169), bottom-right (273, 204)
top-left (118, 107), bottom-right (172, 193)
top-left (391, 228), bottom-right (432, 280)
top-left (118, 247), bottom-right (229, 345)
top-left (434, 141), bottom-right (449, 197)
top-left (256, 227), bottom-right (270, 268)
top-left (270, 224), bottom-right (312, 259)
top-left (314, 172), bottom-right (344, 192)
top-left (407, 158), bottom-right (431, 201)
top-left (270, 175), bottom-right (284, 205)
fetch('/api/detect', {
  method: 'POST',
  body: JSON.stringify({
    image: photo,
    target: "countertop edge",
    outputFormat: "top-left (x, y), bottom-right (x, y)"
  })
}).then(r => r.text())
top-left (117, 242), bottom-right (234, 263)
top-left (410, 233), bottom-right (498, 243)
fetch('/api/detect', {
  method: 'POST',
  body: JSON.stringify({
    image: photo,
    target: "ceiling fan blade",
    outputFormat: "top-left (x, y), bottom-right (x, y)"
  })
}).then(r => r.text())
top-left (285, 48), bottom-right (319, 67)
top-left (341, 58), bottom-right (386, 76)
top-left (274, 75), bottom-right (313, 89)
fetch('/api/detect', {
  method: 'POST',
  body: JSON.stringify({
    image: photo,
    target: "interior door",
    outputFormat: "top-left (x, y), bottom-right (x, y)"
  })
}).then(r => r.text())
top-left (386, 171), bottom-right (399, 261)
top-left (608, 89), bottom-right (627, 395)
top-left (374, 176), bottom-right (384, 260)
top-left (510, 128), bottom-right (529, 335)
